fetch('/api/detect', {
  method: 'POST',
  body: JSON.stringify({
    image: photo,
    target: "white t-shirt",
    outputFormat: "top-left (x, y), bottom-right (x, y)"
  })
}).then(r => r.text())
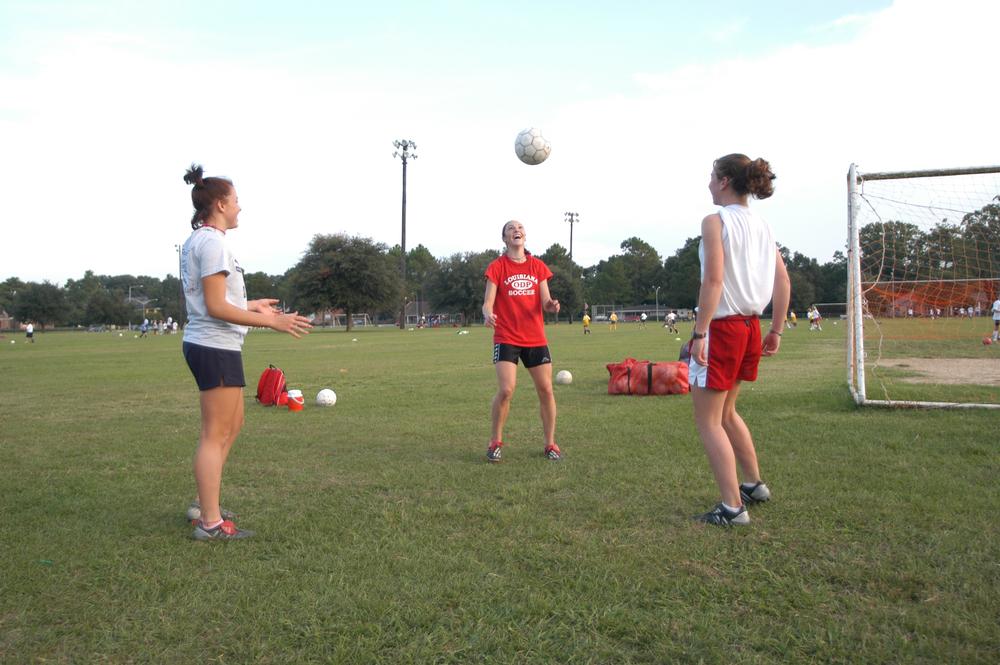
top-left (666, 312), bottom-right (676, 322)
top-left (181, 226), bottom-right (248, 351)
top-left (992, 299), bottom-right (1000, 321)
top-left (640, 312), bottom-right (647, 321)
top-left (699, 204), bottom-right (777, 318)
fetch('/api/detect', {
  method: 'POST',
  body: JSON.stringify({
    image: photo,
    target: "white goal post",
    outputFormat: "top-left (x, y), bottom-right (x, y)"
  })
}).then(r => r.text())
top-left (847, 163), bottom-right (1000, 409)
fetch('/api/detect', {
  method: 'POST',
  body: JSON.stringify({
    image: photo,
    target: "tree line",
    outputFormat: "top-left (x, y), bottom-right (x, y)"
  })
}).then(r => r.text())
top-left (1, 235), bottom-right (848, 331)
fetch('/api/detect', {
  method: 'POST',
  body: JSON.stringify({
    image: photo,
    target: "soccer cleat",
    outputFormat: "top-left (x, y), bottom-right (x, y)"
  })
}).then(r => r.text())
top-left (694, 502), bottom-right (750, 526)
top-left (739, 481), bottom-right (771, 506)
top-left (192, 519), bottom-right (255, 541)
top-left (544, 443), bottom-right (562, 461)
top-left (486, 441), bottom-right (503, 463)
top-left (186, 501), bottom-right (238, 524)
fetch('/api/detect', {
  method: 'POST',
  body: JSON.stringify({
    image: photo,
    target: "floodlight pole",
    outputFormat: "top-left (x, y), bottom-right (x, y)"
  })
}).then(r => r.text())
top-left (393, 139), bottom-right (417, 329)
top-left (174, 244), bottom-right (186, 325)
top-left (655, 286), bottom-right (661, 322)
top-left (564, 212), bottom-right (580, 260)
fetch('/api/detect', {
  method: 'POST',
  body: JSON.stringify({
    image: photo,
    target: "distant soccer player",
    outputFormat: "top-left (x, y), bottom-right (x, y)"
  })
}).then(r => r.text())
top-left (482, 220), bottom-right (562, 462)
top-left (609, 311), bottom-right (619, 331)
top-left (686, 153), bottom-right (791, 526)
top-left (665, 310), bottom-right (678, 334)
top-left (180, 164), bottom-right (312, 540)
top-left (582, 311), bottom-right (592, 335)
top-left (992, 294), bottom-right (1000, 343)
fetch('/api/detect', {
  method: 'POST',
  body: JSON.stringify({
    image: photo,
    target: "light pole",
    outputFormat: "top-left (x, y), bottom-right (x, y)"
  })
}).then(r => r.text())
top-left (393, 139), bottom-right (417, 329)
top-left (128, 283), bottom-right (143, 330)
top-left (654, 286), bottom-right (661, 322)
top-left (564, 212), bottom-right (579, 260)
top-left (136, 297), bottom-right (156, 325)
top-left (175, 244), bottom-right (186, 324)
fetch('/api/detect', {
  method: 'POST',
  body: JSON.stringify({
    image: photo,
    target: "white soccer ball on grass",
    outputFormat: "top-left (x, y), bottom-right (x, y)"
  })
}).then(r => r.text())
top-left (316, 388), bottom-right (337, 406)
top-left (555, 370), bottom-right (573, 385)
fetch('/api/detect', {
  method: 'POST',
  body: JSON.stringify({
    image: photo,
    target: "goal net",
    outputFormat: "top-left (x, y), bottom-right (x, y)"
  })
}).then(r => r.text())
top-left (847, 164), bottom-right (1000, 408)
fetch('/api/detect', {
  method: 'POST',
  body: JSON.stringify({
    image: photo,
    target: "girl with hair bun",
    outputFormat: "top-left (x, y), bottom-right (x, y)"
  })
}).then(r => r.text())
top-left (180, 163), bottom-right (313, 541)
top-left (685, 153), bottom-right (791, 526)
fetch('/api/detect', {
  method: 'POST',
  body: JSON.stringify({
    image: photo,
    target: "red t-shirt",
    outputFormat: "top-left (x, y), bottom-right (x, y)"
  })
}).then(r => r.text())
top-left (485, 253), bottom-right (553, 347)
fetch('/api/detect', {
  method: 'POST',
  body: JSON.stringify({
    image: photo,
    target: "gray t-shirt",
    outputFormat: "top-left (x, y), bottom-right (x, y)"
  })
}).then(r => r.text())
top-left (181, 226), bottom-right (248, 350)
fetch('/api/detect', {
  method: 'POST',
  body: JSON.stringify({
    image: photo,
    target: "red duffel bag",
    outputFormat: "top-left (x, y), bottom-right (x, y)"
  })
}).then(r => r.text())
top-left (606, 358), bottom-right (689, 395)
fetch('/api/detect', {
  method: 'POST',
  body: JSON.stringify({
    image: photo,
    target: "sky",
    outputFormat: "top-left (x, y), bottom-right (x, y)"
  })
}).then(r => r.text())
top-left (2, 0), bottom-right (999, 285)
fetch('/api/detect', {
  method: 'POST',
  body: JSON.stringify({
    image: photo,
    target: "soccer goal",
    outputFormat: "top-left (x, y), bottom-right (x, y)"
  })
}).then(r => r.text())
top-left (847, 164), bottom-right (1000, 408)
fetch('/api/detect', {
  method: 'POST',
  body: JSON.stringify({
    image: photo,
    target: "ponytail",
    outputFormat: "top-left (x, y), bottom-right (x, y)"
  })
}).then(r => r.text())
top-left (714, 154), bottom-right (775, 200)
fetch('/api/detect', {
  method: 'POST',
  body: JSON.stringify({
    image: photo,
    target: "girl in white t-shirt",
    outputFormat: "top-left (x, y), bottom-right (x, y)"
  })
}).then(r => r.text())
top-left (180, 164), bottom-right (312, 541)
top-left (688, 154), bottom-right (791, 526)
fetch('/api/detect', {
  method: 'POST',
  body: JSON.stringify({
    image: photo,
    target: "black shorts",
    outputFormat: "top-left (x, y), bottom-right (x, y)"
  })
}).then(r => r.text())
top-left (493, 343), bottom-right (552, 368)
top-left (183, 342), bottom-right (246, 391)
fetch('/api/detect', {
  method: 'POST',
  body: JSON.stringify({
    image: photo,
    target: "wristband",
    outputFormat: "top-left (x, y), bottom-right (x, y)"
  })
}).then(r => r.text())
top-left (691, 331), bottom-right (707, 339)
top-left (769, 329), bottom-right (783, 336)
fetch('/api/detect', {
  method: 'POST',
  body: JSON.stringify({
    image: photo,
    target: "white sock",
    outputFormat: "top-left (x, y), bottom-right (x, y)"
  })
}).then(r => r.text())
top-left (722, 502), bottom-right (742, 513)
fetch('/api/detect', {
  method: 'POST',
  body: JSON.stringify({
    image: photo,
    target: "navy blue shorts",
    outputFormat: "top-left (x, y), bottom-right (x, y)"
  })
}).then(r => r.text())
top-left (183, 342), bottom-right (246, 391)
top-left (493, 343), bottom-right (552, 368)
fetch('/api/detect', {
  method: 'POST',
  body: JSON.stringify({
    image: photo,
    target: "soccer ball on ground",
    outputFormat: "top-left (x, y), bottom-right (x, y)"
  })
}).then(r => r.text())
top-left (316, 388), bottom-right (337, 406)
top-left (555, 370), bottom-right (573, 385)
top-left (983, 336), bottom-right (993, 346)
top-left (514, 127), bottom-right (551, 165)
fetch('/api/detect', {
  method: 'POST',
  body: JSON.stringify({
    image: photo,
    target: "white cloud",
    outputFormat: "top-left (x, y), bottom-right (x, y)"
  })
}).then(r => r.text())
top-left (706, 18), bottom-right (747, 44)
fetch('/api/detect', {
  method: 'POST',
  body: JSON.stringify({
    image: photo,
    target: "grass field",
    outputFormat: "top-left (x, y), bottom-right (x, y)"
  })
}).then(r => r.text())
top-left (2, 321), bottom-right (999, 663)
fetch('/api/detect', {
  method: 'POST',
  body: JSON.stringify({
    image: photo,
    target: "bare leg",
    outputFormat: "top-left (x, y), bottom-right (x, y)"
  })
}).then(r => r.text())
top-left (691, 385), bottom-right (741, 507)
top-left (527, 363), bottom-right (556, 447)
top-left (720, 382), bottom-right (761, 483)
top-left (491, 361), bottom-right (517, 442)
top-left (194, 386), bottom-right (244, 524)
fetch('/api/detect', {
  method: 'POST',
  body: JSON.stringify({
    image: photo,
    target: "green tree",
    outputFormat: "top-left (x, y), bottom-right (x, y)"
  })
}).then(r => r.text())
top-left (538, 243), bottom-right (581, 275)
top-left (290, 234), bottom-right (400, 331)
top-left (618, 237), bottom-right (664, 304)
top-left (540, 244), bottom-right (584, 319)
top-left (13, 281), bottom-right (66, 328)
top-left (244, 271), bottom-right (279, 301)
top-left (154, 275), bottom-right (183, 322)
top-left (585, 257), bottom-right (632, 308)
top-left (1, 277), bottom-right (27, 317)
top-left (961, 196), bottom-right (1000, 278)
top-left (430, 250), bottom-right (498, 325)
top-left (83, 289), bottom-right (133, 325)
top-left (64, 271), bottom-right (103, 326)
top-left (406, 244), bottom-right (439, 308)
top-left (661, 236), bottom-right (701, 308)
top-left (816, 251), bottom-right (848, 304)
top-left (858, 221), bottom-right (925, 282)
top-left (546, 264), bottom-right (583, 324)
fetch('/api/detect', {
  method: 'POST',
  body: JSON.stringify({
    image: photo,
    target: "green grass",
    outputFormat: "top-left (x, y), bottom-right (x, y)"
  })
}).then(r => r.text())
top-left (860, 316), bottom-right (1000, 403)
top-left (2, 322), bottom-right (999, 663)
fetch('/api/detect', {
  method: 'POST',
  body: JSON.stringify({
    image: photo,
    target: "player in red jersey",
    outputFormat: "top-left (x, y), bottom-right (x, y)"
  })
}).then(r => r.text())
top-left (482, 220), bottom-right (562, 462)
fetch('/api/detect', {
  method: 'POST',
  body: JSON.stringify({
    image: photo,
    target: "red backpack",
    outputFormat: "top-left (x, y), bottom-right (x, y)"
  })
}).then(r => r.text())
top-left (256, 364), bottom-right (287, 406)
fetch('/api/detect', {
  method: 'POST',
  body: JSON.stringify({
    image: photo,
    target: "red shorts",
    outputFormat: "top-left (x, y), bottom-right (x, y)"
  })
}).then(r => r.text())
top-left (689, 315), bottom-right (762, 391)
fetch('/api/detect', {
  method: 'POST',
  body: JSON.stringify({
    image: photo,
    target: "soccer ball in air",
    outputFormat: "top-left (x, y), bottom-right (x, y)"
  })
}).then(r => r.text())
top-left (316, 388), bottom-right (337, 406)
top-left (555, 370), bottom-right (573, 385)
top-left (514, 127), bottom-right (551, 165)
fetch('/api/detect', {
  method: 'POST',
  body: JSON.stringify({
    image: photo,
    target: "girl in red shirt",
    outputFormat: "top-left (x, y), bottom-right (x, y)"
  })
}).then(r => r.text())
top-left (482, 220), bottom-right (562, 462)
